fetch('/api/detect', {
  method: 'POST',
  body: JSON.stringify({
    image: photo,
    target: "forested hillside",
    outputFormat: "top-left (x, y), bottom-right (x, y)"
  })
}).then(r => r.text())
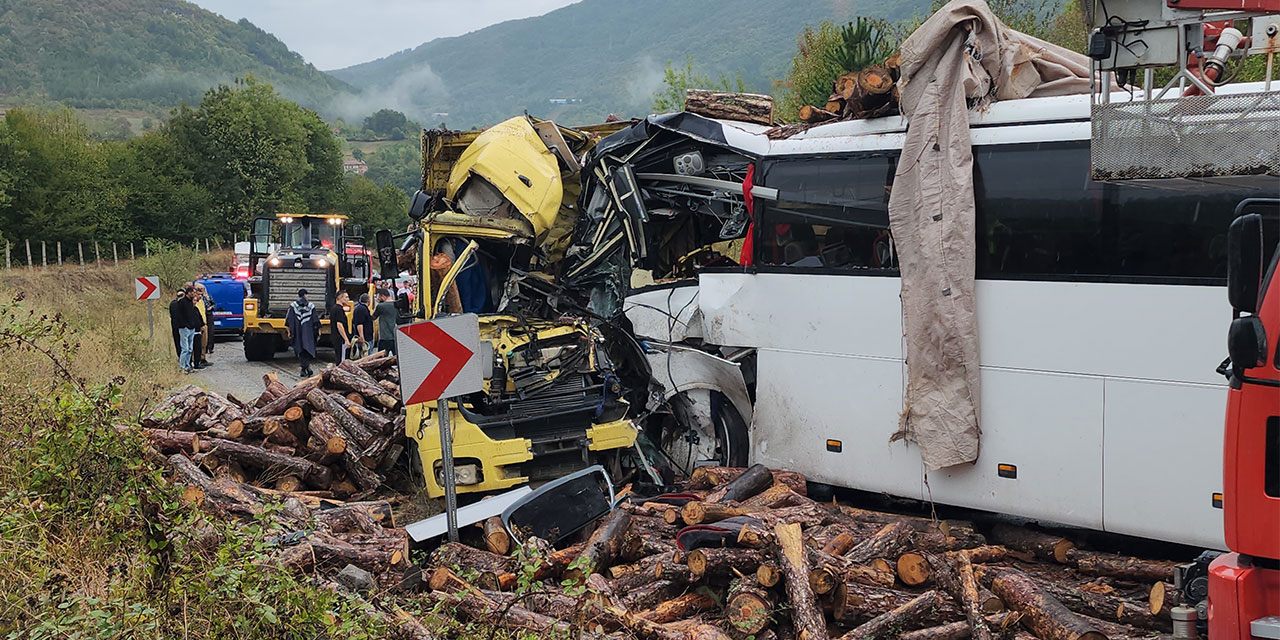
top-left (332, 0), bottom-right (929, 128)
top-left (0, 0), bottom-right (350, 109)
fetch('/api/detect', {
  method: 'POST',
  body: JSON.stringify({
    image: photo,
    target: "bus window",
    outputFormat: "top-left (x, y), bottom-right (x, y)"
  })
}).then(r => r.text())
top-left (756, 154), bottom-right (898, 270)
top-left (975, 141), bottom-right (1257, 282)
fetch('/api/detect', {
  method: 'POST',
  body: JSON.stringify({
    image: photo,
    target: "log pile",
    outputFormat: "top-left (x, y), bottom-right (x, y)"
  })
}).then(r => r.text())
top-left (783, 52), bottom-right (903, 132)
top-left (136, 350), bottom-right (406, 502)
top-left (421, 464), bottom-right (1180, 640)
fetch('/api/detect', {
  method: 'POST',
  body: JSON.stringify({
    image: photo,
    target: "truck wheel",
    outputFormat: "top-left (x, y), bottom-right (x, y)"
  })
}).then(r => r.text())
top-left (655, 390), bottom-right (748, 477)
top-left (243, 333), bottom-right (275, 361)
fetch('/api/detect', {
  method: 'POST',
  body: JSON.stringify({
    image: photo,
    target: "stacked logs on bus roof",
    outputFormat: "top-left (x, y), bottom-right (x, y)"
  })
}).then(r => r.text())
top-left (419, 463), bottom-right (1186, 640)
top-left (793, 51), bottom-right (904, 126)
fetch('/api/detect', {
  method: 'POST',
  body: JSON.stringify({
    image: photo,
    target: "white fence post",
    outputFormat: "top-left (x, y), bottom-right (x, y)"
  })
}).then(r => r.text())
top-left (25, 239), bottom-right (31, 270)
top-left (57, 241), bottom-right (62, 267)
top-left (113, 242), bottom-right (118, 267)
top-left (78, 242), bottom-right (84, 265)
top-left (41, 241), bottom-right (46, 269)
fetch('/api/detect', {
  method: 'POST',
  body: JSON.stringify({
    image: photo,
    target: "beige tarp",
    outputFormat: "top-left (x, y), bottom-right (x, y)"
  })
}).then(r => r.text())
top-left (888, 0), bottom-right (1092, 470)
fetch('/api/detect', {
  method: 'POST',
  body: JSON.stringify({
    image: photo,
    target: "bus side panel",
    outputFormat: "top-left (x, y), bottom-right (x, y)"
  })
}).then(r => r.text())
top-left (698, 272), bottom-right (903, 358)
top-left (927, 368), bottom-right (1105, 529)
top-left (751, 348), bottom-right (924, 499)
top-left (1102, 378), bottom-right (1227, 549)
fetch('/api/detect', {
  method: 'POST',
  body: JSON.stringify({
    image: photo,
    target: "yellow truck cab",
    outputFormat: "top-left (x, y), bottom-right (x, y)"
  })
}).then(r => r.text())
top-left (378, 115), bottom-right (638, 497)
top-left (242, 213), bottom-right (373, 360)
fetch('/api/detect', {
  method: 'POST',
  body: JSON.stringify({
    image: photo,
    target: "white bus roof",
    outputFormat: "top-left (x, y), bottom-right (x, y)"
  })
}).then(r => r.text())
top-left (693, 81), bottom-right (1275, 156)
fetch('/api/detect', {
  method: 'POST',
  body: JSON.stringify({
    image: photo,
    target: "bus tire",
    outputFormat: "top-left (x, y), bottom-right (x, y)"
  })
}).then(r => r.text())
top-left (243, 333), bottom-right (275, 361)
top-left (658, 390), bottom-right (749, 476)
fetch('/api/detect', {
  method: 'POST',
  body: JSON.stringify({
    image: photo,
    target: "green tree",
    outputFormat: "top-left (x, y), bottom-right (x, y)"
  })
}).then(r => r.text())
top-left (342, 174), bottom-right (408, 235)
top-left (163, 77), bottom-right (342, 230)
top-left (652, 56), bottom-right (747, 113)
top-left (363, 109), bottom-right (409, 137)
top-left (363, 142), bottom-right (421, 196)
top-left (775, 22), bottom-right (847, 121)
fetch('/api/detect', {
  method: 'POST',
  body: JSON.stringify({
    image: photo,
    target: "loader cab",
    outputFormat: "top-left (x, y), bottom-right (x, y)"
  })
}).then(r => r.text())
top-left (241, 213), bottom-right (372, 361)
top-left (1209, 198), bottom-right (1280, 640)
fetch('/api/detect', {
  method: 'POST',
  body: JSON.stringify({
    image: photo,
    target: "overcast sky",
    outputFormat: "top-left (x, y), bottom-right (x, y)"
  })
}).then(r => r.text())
top-left (192, 0), bottom-right (583, 70)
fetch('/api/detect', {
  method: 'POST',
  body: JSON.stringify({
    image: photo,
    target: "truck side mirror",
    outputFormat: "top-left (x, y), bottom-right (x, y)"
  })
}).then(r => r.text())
top-left (375, 230), bottom-right (398, 280)
top-left (1227, 213), bottom-right (1263, 314)
top-left (1228, 315), bottom-right (1268, 373)
top-left (408, 190), bottom-right (432, 221)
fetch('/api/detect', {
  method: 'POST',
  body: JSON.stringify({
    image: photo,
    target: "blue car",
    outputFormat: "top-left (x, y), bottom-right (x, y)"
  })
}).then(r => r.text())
top-left (197, 273), bottom-right (247, 338)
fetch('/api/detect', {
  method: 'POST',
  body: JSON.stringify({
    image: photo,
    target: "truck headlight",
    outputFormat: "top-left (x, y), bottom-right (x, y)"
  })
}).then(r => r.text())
top-left (315, 258), bottom-right (328, 268)
top-left (268, 257), bottom-right (280, 266)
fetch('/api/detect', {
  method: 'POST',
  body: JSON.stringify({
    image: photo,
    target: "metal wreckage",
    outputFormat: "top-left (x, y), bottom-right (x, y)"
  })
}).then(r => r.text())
top-left (375, 113), bottom-right (766, 497)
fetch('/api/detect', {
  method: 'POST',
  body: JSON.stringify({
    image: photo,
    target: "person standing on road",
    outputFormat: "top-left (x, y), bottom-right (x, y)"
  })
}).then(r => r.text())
top-left (351, 293), bottom-right (374, 359)
top-left (176, 287), bottom-right (203, 373)
top-left (329, 291), bottom-right (352, 363)
top-left (193, 285), bottom-right (212, 368)
top-left (373, 288), bottom-right (399, 355)
top-left (169, 288), bottom-right (185, 362)
top-left (201, 284), bottom-right (216, 356)
top-left (286, 288), bottom-right (319, 377)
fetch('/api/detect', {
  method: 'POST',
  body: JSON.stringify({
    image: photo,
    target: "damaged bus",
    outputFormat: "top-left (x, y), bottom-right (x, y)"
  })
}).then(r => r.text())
top-left (606, 83), bottom-right (1277, 550)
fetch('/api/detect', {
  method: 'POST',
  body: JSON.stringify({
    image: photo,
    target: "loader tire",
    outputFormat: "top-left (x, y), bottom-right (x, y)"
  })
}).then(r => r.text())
top-left (243, 333), bottom-right (275, 361)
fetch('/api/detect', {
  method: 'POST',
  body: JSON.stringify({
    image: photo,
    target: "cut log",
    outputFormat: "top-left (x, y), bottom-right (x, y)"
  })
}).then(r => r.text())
top-left (848, 521), bottom-right (914, 563)
top-left (637, 592), bottom-right (717, 623)
top-left (427, 541), bottom-right (515, 575)
top-left (621, 580), bottom-right (681, 612)
top-left (835, 72), bottom-right (861, 100)
top-left (681, 501), bottom-right (749, 525)
top-left (810, 548), bottom-right (898, 595)
top-left (307, 389), bottom-right (375, 448)
top-left (345, 392), bottom-right (365, 406)
top-left (984, 567), bottom-right (1107, 640)
top-left (1062, 548), bottom-right (1178, 583)
top-left (1149, 581), bottom-right (1177, 618)
top-left (757, 562), bottom-right (782, 588)
top-left (989, 524), bottom-right (1075, 563)
top-left (135, 428), bottom-right (202, 454)
top-left (858, 65), bottom-right (895, 95)
top-left (306, 413), bottom-right (348, 456)
top-left (824, 530), bottom-right (857, 555)
top-left (564, 508), bottom-right (631, 583)
top-left (728, 575), bottom-right (776, 635)
top-left (358, 428), bottom-right (401, 469)
top-left (483, 516), bottom-right (510, 555)
top-left (263, 418), bottom-right (299, 447)
top-left (705, 463), bottom-right (775, 503)
top-left (255, 376), bottom-right (322, 417)
top-left (336, 394), bottom-right (394, 434)
top-left (1017, 574), bottom-right (1171, 632)
top-left (214, 460), bottom-right (246, 483)
top-left (330, 362), bottom-right (398, 409)
top-left (142, 385), bottom-right (207, 430)
top-left (833, 581), bottom-right (962, 623)
top-left (925, 552), bottom-right (994, 640)
top-left (897, 613), bottom-right (1023, 640)
top-left (773, 522), bottom-right (826, 640)
top-left (202, 437), bottom-right (332, 489)
top-left (798, 105), bottom-right (838, 123)
top-left (229, 415), bottom-right (281, 440)
top-left (898, 552), bottom-right (931, 586)
top-left (885, 52), bottom-right (903, 81)
top-left (837, 590), bottom-right (948, 640)
top-left (687, 547), bottom-right (767, 582)
top-left (825, 93), bottom-right (846, 114)
top-left (979, 587), bottom-right (1005, 613)
top-left (691, 466), bottom-right (807, 496)
top-left (683, 89), bottom-right (774, 126)
top-left (314, 504), bottom-right (383, 534)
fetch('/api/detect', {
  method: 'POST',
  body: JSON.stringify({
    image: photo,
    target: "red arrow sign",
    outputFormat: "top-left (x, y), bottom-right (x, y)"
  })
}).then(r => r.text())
top-left (135, 276), bottom-right (160, 300)
top-left (399, 319), bottom-right (477, 405)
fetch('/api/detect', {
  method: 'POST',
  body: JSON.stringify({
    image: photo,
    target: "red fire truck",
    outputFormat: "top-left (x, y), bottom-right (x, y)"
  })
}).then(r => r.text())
top-left (1212, 201), bottom-right (1280, 639)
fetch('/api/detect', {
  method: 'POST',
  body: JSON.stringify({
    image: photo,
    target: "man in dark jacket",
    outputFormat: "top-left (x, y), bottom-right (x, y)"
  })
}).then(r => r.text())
top-left (351, 293), bottom-right (375, 359)
top-left (175, 287), bottom-right (204, 373)
top-left (169, 288), bottom-right (185, 362)
top-left (329, 291), bottom-right (352, 363)
top-left (285, 288), bottom-right (319, 377)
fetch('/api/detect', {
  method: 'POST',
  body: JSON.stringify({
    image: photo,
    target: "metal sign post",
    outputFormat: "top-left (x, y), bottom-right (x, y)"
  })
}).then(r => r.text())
top-left (147, 299), bottom-right (154, 339)
top-left (436, 398), bottom-right (459, 541)
top-left (395, 313), bottom-right (483, 544)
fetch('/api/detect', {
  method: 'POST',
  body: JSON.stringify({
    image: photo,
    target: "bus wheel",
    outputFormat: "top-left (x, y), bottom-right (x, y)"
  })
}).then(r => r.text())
top-left (655, 390), bottom-right (748, 477)
top-left (243, 333), bottom-right (275, 361)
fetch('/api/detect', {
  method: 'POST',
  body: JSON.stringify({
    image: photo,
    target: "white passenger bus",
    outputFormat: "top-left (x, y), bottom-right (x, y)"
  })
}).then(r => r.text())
top-left (625, 82), bottom-right (1277, 550)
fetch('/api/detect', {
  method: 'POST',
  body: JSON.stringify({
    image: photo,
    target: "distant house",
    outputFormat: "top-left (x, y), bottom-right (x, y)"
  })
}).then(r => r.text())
top-left (343, 159), bottom-right (368, 175)
top-left (548, 98), bottom-right (582, 105)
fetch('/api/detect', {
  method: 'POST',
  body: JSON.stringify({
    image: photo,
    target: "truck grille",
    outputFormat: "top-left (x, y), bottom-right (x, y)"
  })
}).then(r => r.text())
top-left (265, 267), bottom-right (330, 315)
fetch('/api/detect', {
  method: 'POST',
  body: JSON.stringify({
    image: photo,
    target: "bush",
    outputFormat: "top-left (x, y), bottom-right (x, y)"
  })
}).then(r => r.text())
top-left (135, 239), bottom-right (201, 292)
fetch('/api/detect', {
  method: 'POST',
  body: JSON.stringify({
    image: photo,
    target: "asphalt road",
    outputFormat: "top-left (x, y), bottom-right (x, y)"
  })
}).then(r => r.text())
top-left (190, 334), bottom-right (345, 401)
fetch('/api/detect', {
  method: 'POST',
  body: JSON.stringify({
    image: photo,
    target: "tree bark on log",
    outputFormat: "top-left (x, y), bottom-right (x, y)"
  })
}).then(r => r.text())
top-left (833, 581), bottom-right (962, 623)
top-left (684, 89), bottom-right (775, 126)
top-left (925, 552), bottom-right (994, 640)
top-left (989, 524), bottom-right (1075, 563)
top-left (427, 541), bottom-right (515, 575)
top-left (848, 521), bottom-right (915, 563)
top-left (837, 590), bottom-right (948, 640)
top-left (728, 575), bottom-right (776, 635)
top-left (136, 428), bottom-right (202, 454)
top-left (142, 385), bottom-right (207, 430)
top-left (637, 592), bottom-right (717, 623)
top-left (705, 463), bottom-right (775, 503)
top-left (824, 531), bottom-right (857, 555)
top-left (202, 437), bottom-right (332, 489)
top-left (689, 466), bottom-right (807, 496)
top-left (773, 522), bottom-right (827, 640)
top-left (897, 613), bottom-right (1023, 640)
top-left (564, 508), bottom-right (631, 583)
top-left (1062, 548), bottom-right (1178, 583)
top-left (799, 105), bottom-right (838, 123)
top-left (983, 567), bottom-right (1107, 640)
top-left (255, 377), bottom-right (322, 417)
top-left (307, 389), bottom-right (375, 447)
top-left (332, 390), bottom-right (394, 433)
top-left (687, 547), bottom-right (767, 582)
top-left (331, 361), bottom-right (398, 409)
top-left (621, 579), bottom-right (682, 612)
